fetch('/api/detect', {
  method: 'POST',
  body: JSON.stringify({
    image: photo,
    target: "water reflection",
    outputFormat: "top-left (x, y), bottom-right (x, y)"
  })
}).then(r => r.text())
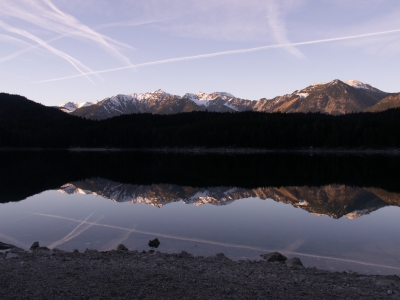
top-left (1, 151), bottom-right (400, 275)
top-left (58, 178), bottom-right (400, 219)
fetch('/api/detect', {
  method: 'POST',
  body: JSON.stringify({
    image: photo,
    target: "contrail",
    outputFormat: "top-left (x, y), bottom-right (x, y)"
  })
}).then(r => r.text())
top-left (0, 0), bottom-right (133, 67)
top-left (266, 0), bottom-right (303, 58)
top-left (0, 19), bottom-right (98, 83)
top-left (0, 15), bottom-right (179, 65)
top-left (33, 212), bottom-right (400, 271)
top-left (34, 27), bottom-right (400, 84)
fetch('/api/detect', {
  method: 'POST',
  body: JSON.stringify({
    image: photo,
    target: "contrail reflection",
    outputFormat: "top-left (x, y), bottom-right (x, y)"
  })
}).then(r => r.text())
top-left (48, 211), bottom-right (103, 249)
top-left (32, 212), bottom-right (400, 271)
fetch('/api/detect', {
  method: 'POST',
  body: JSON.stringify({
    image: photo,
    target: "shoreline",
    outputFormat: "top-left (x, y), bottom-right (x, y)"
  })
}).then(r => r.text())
top-left (1, 147), bottom-right (400, 155)
top-left (1, 242), bottom-right (399, 299)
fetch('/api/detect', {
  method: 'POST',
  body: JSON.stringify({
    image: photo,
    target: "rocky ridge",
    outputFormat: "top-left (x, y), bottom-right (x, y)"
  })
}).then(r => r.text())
top-left (1, 241), bottom-right (399, 299)
top-left (57, 79), bottom-right (394, 120)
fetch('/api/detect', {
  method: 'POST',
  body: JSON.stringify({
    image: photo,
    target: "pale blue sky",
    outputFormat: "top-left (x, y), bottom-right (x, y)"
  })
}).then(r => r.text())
top-left (1, 0), bottom-right (400, 106)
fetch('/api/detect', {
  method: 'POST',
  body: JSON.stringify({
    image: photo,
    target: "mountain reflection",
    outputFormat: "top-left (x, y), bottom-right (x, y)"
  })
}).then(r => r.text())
top-left (58, 178), bottom-right (400, 219)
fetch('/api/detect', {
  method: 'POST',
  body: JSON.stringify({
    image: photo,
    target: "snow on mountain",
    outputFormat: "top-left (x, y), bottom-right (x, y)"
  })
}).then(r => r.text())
top-left (345, 80), bottom-right (371, 90)
top-left (296, 93), bottom-right (309, 99)
top-left (183, 91), bottom-right (236, 107)
top-left (195, 92), bottom-right (235, 101)
top-left (134, 89), bottom-right (172, 101)
top-left (345, 80), bottom-right (387, 95)
top-left (57, 79), bottom-right (389, 119)
top-left (58, 183), bottom-right (95, 195)
top-left (105, 89), bottom-right (174, 106)
top-left (310, 82), bottom-right (327, 87)
top-left (344, 209), bottom-right (370, 219)
top-left (58, 101), bottom-right (96, 113)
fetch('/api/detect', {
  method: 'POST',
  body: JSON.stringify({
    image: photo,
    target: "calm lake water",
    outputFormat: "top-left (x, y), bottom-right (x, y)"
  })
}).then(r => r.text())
top-left (1, 151), bottom-right (399, 275)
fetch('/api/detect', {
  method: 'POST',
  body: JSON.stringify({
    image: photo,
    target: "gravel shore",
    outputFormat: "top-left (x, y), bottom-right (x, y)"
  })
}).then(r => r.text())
top-left (1, 244), bottom-right (399, 299)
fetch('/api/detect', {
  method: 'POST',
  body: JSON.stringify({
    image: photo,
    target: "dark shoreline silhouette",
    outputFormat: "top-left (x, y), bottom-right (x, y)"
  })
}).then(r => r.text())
top-left (2, 151), bottom-right (400, 203)
top-left (1, 93), bottom-right (400, 149)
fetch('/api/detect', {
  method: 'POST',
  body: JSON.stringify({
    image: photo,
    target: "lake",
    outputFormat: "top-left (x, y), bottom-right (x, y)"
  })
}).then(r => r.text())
top-left (0, 151), bottom-right (399, 275)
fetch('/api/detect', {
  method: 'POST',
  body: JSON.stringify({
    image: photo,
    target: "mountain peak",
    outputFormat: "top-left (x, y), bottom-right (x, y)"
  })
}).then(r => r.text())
top-left (330, 79), bottom-right (343, 85)
top-left (192, 91), bottom-right (235, 101)
top-left (214, 92), bottom-right (235, 98)
top-left (345, 80), bottom-right (371, 89)
top-left (153, 89), bottom-right (166, 94)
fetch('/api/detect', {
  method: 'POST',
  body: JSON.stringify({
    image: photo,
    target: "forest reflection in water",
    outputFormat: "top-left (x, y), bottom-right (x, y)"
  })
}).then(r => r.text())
top-left (0, 151), bottom-right (400, 275)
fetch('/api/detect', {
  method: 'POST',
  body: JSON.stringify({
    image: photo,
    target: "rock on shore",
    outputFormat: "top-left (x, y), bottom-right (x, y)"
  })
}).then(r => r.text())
top-left (0, 243), bottom-right (399, 299)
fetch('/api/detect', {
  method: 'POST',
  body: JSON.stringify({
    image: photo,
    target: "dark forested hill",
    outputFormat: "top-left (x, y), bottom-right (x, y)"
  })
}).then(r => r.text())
top-left (0, 93), bottom-right (89, 147)
top-left (1, 93), bottom-right (400, 149)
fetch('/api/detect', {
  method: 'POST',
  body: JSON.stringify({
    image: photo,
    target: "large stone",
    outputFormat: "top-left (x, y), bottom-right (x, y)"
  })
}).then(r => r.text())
top-left (38, 246), bottom-right (50, 251)
top-left (375, 279), bottom-right (400, 288)
top-left (260, 252), bottom-right (287, 263)
top-left (148, 238), bottom-right (160, 248)
top-left (117, 244), bottom-right (129, 251)
top-left (6, 253), bottom-right (19, 260)
top-left (0, 242), bottom-right (16, 250)
top-left (30, 241), bottom-right (40, 251)
top-left (286, 257), bottom-right (304, 268)
top-left (36, 249), bottom-right (53, 256)
top-left (215, 253), bottom-right (229, 260)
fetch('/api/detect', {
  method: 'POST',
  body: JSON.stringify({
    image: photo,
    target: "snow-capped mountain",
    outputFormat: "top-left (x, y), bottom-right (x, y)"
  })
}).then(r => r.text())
top-left (58, 101), bottom-right (97, 113)
top-left (69, 89), bottom-right (201, 120)
top-left (57, 178), bottom-right (399, 219)
top-left (56, 79), bottom-right (389, 119)
top-left (253, 79), bottom-right (387, 115)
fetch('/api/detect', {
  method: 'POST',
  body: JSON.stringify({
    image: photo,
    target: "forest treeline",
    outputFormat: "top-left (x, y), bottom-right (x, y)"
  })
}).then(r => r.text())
top-left (1, 93), bottom-right (400, 149)
top-left (2, 151), bottom-right (400, 203)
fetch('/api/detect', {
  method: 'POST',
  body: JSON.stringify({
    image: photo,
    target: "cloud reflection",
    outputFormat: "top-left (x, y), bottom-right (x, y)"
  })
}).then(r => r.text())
top-left (33, 212), bottom-right (400, 271)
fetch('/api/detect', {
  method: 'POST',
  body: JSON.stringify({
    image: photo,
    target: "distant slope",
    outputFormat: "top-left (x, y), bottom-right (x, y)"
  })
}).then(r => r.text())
top-left (365, 93), bottom-right (400, 112)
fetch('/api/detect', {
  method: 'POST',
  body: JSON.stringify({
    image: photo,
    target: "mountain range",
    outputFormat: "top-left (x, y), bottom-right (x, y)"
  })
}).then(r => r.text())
top-left (57, 79), bottom-right (399, 120)
top-left (58, 178), bottom-right (400, 219)
top-left (3, 89), bottom-right (400, 149)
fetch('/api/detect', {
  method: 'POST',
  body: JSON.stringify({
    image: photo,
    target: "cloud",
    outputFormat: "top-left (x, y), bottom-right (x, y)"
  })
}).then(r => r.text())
top-left (265, 0), bottom-right (303, 58)
top-left (128, 0), bottom-right (297, 42)
top-left (33, 27), bottom-right (400, 84)
top-left (0, 0), bottom-right (133, 66)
